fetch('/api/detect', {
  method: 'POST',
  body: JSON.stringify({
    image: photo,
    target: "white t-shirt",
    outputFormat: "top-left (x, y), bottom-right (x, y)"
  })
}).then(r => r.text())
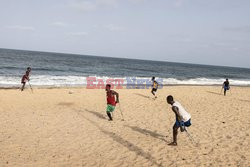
top-left (172, 101), bottom-right (191, 122)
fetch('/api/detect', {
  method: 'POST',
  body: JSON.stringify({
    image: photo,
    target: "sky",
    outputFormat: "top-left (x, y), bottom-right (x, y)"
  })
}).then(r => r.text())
top-left (0, 0), bottom-right (249, 68)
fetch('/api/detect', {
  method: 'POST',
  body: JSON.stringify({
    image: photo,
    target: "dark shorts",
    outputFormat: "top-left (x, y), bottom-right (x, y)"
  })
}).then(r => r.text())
top-left (175, 119), bottom-right (191, 127)
top-left (21, 82), bottom-right (26, 84)
top-left (152, 88), bottom-right (157, 92)
top-left (224, 86), bottom-right (230, 91)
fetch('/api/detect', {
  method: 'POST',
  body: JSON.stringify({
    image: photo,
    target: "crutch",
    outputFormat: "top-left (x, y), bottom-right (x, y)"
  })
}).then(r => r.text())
top-left (118, 103), bottom-right (125, 121)
top-left (184, 128), bottom-right (199, 146)
top-left (28, 81), bottom-right (33, 93)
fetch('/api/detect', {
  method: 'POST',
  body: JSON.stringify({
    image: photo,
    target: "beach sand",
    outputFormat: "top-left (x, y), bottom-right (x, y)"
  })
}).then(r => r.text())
top-left (0, 86), bottom-right (249, 167)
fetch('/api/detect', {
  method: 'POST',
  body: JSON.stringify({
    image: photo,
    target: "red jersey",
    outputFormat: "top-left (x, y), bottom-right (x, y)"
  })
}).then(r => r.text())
top-left (21, 75), bottom-right (29, 83)
top-left (107, 91), bottom-right (116, 106)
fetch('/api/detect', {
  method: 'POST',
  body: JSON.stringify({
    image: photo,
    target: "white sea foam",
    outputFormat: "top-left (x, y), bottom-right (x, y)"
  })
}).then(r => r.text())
top-left (0, 75), bottom-right (250, 87)
top-left (162, 78), bottom-right (250, 86)
top-left (0, 75), bottom-right (85, 87)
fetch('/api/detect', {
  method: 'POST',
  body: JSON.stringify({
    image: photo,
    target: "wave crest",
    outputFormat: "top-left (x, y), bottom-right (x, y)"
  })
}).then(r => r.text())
top-left (0, 75), bottom-right (249, 87)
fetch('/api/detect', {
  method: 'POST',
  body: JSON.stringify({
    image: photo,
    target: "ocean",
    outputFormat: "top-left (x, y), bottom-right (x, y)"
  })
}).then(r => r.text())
top-left (0, 48), bottom-right (250, 87)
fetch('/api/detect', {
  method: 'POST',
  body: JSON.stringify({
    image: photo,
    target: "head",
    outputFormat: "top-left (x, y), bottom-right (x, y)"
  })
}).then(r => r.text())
top-left (105, 84), bottom-right (111, 91)
top-left (27, 67), bottom-right (31, 72)
top-left (226, 78), bottom-right (228, 81)
top-left (152, 77), bottom-right (155, 81)
top-left (166, 95), bottom-right (174, 105)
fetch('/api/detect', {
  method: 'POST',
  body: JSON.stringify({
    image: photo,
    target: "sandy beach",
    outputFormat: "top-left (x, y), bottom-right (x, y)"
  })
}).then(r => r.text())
top-left (0, 86), bottom-right (249, 167)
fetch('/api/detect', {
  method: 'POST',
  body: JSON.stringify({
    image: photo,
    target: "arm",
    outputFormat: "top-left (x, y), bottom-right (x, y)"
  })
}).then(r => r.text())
top-left (172, 106), bottom-right (185, 132)
top-left (112, 90), bottom-right (119, 103)
top-left (172, 106), bottom-right (182, 122)
top-left (156, 81), bottom-right (159, 87)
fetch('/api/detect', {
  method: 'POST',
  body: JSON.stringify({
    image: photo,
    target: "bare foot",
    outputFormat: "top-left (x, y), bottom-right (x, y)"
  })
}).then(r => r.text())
top-left (168, 142), bottom-right (177, 146)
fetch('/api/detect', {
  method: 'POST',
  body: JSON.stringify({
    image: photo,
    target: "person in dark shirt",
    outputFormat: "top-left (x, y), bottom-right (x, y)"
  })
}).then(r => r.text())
top-left (222, 78), bottom-right (230, 96)
top-left (151, 77), bottom-right (159, 99)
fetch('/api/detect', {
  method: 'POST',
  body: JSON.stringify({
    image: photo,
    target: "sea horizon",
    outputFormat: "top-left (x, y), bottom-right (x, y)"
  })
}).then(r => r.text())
top-left (1, 47), bottom-right (249, 70)
top-left (1, 48), bottom-right (250, 87)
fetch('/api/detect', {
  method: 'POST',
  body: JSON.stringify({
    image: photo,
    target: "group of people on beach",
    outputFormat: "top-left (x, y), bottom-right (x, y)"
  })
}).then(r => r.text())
top-left (20, 67), bottom-right (230, 146)
top-left (104, 76), bottom-right (193, 146)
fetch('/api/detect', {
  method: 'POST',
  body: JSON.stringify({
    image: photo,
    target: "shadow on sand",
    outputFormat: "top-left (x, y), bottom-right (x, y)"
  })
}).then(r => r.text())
top-left (206, 91), bottom-right (222, 96)
top-left (125, 125), bottom-right (168, 142)
top-left (84, 109), bottom-right (106, 120)
top-left (134, 93), bottom-right (152, 99)
top-left (238, 99), bottom-right (250, 103)
top-left (74, 110), bottom-right (163, 167)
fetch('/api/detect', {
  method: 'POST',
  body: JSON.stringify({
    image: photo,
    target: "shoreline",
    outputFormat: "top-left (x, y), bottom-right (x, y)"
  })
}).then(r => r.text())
top-left (1, 84), bottom-right (250, 90)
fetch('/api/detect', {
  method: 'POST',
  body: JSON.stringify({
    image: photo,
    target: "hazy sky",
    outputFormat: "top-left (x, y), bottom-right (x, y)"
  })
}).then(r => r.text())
top-left (0, 0), bottom-right (249, 68)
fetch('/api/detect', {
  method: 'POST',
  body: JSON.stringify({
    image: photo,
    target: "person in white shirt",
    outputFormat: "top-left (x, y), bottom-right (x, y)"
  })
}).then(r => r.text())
top-left (166, 95), bottom-right (191, 146)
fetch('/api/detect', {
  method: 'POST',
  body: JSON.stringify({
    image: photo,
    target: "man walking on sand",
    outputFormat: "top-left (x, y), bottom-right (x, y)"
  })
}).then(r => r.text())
top-left (105, 84), bottom-right (119, 121)
top-left (166, 95), bottom-right (191, 146)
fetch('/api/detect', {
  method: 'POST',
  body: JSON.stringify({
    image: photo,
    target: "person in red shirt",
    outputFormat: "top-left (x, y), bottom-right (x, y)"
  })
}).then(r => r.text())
top-left (21, 67), bottom-right (31, 91)
top-left (105, 84), bottom-right (119, 121)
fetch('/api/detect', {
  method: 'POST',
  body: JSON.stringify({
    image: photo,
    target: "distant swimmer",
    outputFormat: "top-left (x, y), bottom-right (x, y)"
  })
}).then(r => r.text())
top-left (222, 78), bottom-right (230, 96)
top-left (151, 77), bottom-right (159, 99)
top-left (166, 95), bottom-right (191, 146)
top-left (21, 67), bottom-right (31, 91)
top-left (105, 84), bottom-right (119, 121)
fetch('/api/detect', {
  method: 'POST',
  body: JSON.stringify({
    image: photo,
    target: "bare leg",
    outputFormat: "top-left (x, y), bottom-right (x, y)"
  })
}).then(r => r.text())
top-left (107, 112), bottom-right (113, 121)
top-left (151, 89), bottom-right (155, 96)
top-left (21, 83), bottom-right (26, 91)
top-left (151, 90), bottom-right (157, 99)
top-left (168, 124), bottom-right (179, 146)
